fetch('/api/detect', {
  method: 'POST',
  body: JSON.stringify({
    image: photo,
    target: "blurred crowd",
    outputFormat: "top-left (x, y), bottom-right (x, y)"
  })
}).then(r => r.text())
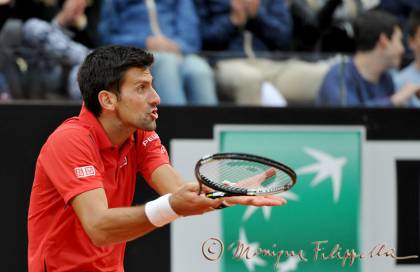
top-left (1, 0), bottom-right (420, 107)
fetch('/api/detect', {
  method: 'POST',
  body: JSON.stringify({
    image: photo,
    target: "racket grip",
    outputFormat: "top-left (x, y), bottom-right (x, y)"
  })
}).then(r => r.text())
top-left (206, 191), bottom-right (226, 198)
top-left (206, 192), bottom-right (231, 209)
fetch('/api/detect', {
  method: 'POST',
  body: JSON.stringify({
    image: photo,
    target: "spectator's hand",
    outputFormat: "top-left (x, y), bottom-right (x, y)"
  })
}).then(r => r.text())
top-left (0, 0), bottom-right (12, 6)
top-left (146, 35), bottom-right (180, 54)
top-left (0, 93), bottom-right (10, 101)
top-left (244, 0), bottom-right (260, 18)
top-left (55, 0), bottom-right (87, 28)
top-left (230, 0), bottom-right (248, 26)
top-left (169, 183), bottom-right (224, 216)
top-left (391, 83), bottom-right (420, 106)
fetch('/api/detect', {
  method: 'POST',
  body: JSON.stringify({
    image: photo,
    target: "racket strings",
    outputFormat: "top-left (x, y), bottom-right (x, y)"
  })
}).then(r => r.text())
top-left (199, 159), bottom-right (292, 191)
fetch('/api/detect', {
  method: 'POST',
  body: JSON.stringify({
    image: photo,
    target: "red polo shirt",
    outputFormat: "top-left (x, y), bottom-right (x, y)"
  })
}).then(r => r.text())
top-left (28, 106), bottom-right (169, 272)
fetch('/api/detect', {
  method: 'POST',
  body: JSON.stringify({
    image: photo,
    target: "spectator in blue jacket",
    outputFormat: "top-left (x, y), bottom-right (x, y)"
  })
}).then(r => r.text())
top-left (198, 0), bottom-right (291, 53)
top-left (195, 0), bottom-right (292, 105)
top-left (316, 10), bottom-right (420, 107)
top-left (98, 0), bottom-right (217, 106)
top-left (394, 8), bottom-right (420, 107)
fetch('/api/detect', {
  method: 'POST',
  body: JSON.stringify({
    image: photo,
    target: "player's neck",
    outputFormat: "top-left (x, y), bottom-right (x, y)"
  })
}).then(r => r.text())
top-left (98, 115), bottom-right (134, 148)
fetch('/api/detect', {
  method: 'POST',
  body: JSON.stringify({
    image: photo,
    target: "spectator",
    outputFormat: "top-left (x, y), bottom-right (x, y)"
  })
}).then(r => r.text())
top-left (22, 17), bottom-right (90, 99)
top-left (196, 0), bottom-right (293, 105)
top-left (0, 0), bottom-right (97, 99)
top-left (394, 9), bottom-right (420, 107)
top-left (1, 0), bottom-right (101, 46)
top-left (316, 10), bottom-right (420, 107)
top-left (288, 0), bottom-right (380, 52)
top-left (98, 0), bottom-right (217, 106)
top-left (379, 0), bottom-right (420, 52)
top-left (0, 72), bottom-right (11, 100)
top-left (0, 0), bottom-right (12, 31)
top-left (0, 0), bottom-right (17, 98)
top-left (379, 0), bottom-right (420, 32)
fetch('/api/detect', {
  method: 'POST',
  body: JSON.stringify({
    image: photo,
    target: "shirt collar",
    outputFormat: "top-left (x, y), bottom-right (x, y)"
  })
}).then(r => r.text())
top-left (78, 105), bottom-right (135, 150)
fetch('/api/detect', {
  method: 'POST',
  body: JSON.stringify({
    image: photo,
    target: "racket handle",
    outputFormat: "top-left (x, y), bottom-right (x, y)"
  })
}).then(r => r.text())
top-left (206, 192), bottom-right (231, 209)
top-left (206, 191), bottom-right (226, 198)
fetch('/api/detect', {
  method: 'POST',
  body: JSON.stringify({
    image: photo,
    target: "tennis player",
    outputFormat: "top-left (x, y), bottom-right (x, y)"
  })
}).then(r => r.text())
top-left (27, 45), bottom-right (286, 272)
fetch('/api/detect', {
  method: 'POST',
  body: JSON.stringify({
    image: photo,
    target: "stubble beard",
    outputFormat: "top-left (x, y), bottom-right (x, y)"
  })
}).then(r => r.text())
top-left (138, 117), bottom-right (157, 131)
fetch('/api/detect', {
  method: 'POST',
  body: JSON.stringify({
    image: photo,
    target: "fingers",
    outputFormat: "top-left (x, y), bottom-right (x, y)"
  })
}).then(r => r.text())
top-left (175, 183), bottom-right (287, 215)
top-left (222, 180), bottom-right (235, 187)
top-left (223, 195), bottom-right (287, 207)
top-left (201, 197), bottom-right (224, 212)
top-left (251, 195), bottom-right (287, 206)
top-left (265, 168), bottom-right (276, 178)
top-left (200, 185), bottom-right (215, 194)
top-left (171, 183), bottom-right (225, 215)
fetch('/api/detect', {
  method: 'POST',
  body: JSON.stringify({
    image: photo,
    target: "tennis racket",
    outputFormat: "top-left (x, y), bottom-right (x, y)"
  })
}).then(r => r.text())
top-left (195, 153), bottom-right (297, 198)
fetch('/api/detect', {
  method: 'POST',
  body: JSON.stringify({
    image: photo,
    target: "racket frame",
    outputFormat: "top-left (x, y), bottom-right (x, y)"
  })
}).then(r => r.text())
top-left (195, 153), bottom-right (297, 197)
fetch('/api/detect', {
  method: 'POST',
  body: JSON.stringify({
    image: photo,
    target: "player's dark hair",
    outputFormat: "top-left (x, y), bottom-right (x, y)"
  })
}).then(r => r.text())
top-left (77, 45), bottom-right (154, 117)
top-left (353, 10), bottom-right (400, 51)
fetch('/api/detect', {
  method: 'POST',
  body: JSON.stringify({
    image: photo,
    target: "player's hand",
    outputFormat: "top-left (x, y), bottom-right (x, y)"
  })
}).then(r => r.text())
top-left (216, 168), bottom-right (287, 207)
top-left (223, 194), bottom-right (287, 207)
top-left (169, 183), bottom-right (223, 216)
top-left (233, 168), bottom-right (275, 188)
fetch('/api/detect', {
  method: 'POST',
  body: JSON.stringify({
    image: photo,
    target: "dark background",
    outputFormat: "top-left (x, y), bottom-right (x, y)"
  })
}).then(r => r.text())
top-left (1, 103), bottom-right (420, 270)
top-left (397, 160), bottom-right (420, 264)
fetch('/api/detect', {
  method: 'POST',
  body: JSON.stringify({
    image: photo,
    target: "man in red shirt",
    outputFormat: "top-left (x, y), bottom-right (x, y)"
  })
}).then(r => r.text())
top-left (28, 45), bottom-right (286, 272)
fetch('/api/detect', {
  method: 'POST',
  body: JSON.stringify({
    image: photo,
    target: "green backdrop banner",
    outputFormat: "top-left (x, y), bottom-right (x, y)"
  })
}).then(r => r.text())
top-left (218, 127), bottom-right (363, 272)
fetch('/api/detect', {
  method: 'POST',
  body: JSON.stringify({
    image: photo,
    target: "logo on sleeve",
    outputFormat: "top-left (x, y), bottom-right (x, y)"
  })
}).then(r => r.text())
top-left (142, 133), bottom-right (159, 146)
top-left (74, 166), bottom-right (96, 178)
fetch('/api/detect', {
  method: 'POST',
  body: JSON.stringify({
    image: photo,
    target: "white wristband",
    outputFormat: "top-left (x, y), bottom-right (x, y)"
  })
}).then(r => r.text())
top-left (145, 193), bottom-right (180, 227)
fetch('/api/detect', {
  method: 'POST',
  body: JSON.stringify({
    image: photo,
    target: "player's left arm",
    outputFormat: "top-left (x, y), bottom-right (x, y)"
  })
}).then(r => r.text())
top-left (150, 164), bottom-right (186, 195)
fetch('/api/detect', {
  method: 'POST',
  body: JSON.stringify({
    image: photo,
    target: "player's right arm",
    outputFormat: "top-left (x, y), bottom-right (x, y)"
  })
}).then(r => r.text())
top-left (71, 183), bottom-right (222, 247)
top-left (41, 128), bottom-right (222, 247)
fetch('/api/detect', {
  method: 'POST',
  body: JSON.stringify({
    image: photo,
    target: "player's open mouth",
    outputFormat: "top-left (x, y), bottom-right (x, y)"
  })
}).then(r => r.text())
top-left (150, 109), bottom-right (158, 120)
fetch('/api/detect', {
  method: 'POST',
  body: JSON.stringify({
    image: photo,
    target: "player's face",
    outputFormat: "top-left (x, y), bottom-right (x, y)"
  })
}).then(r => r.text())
top-left (409, 26), bottom-right (420, 61)
top-left (383, 27), bottom-right (404, 69)
top-left (115, 67), bottom-right (160, 131)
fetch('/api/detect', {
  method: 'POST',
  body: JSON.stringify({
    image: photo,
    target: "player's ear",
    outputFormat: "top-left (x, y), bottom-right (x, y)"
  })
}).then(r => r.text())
top-left (98, 90), bottom-right (118, 111)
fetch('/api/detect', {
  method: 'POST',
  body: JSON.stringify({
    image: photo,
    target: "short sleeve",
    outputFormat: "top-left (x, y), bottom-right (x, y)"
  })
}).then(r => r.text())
top-left (39, 128), bottom-right (104, 204)
top-left (136, 130), bottom-right (170, 183)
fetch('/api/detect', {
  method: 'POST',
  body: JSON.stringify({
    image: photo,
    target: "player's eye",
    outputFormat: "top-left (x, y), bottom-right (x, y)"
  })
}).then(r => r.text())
top-left (136, 85), bottom-right (145, 92)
